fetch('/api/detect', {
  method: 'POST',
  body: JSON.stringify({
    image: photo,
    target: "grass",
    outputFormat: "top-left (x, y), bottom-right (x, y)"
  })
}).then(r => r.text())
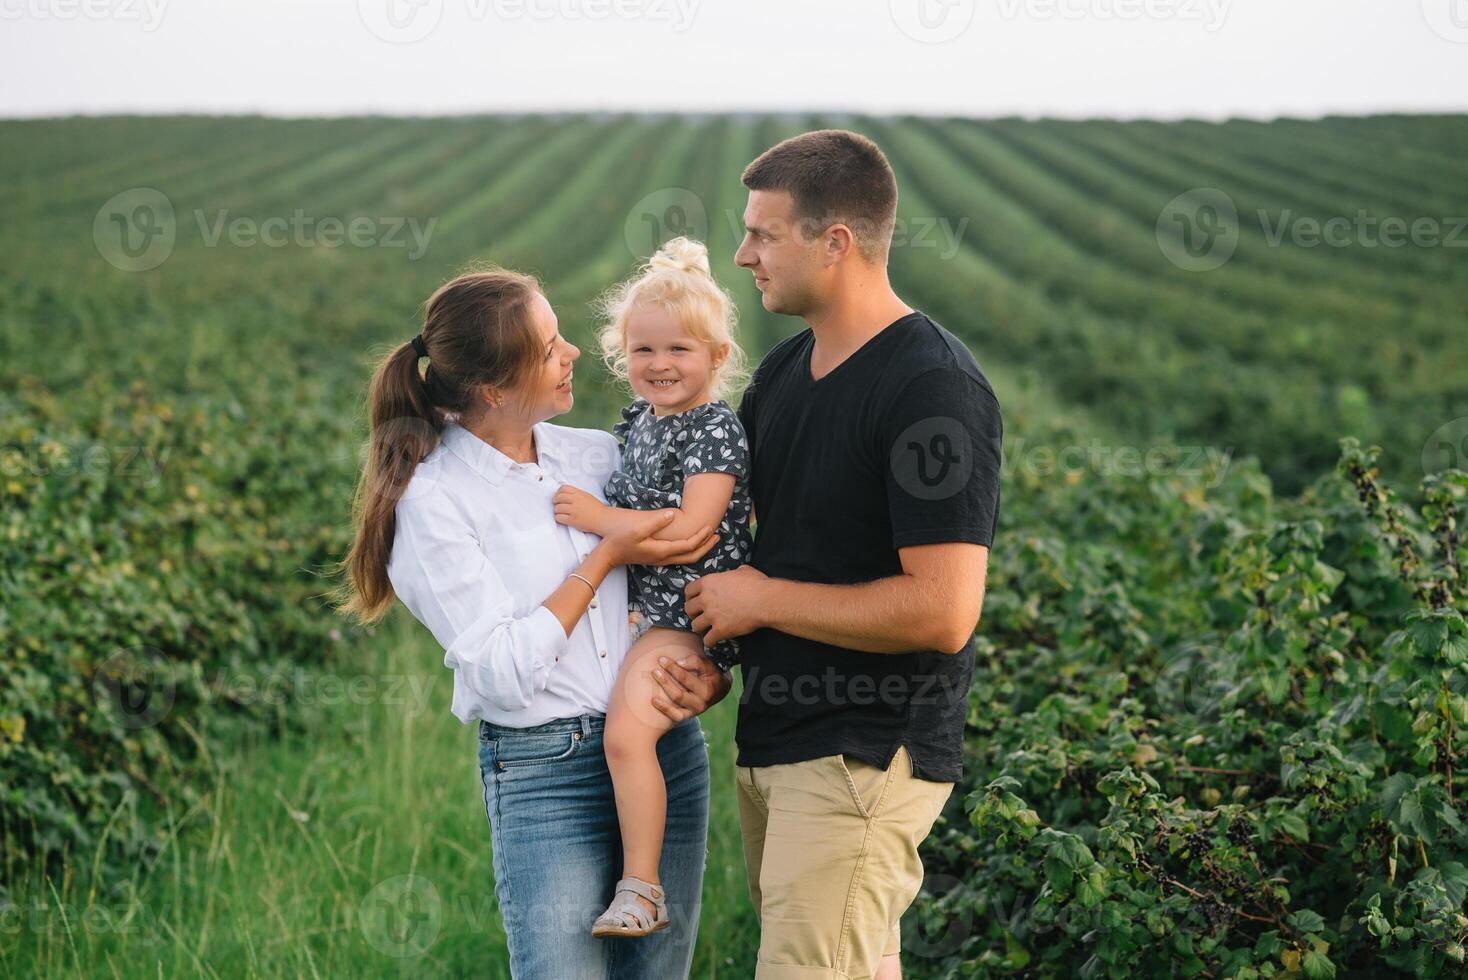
top-left (1, 614), bottom-right (758, 978)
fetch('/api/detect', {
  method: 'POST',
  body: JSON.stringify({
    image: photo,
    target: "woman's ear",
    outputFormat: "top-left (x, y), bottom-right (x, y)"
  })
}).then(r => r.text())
top-left (474, 382), bottom-right (503, 410)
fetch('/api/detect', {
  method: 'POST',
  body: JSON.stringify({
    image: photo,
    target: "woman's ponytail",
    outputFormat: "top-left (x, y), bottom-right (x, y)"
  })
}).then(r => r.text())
top-left (337, 266), bottom-right (543, 623)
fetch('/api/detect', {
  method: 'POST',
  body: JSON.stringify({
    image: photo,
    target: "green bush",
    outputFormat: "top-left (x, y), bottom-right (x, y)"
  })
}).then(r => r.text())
top-left (0, 373), bottom-right (356, 883)
top-left (913, 437), bottom-right (1467, 978)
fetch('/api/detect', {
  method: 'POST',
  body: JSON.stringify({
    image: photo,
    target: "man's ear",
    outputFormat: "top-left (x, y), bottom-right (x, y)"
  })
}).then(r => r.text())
top-left (825, 223), bottom-right (856, 264)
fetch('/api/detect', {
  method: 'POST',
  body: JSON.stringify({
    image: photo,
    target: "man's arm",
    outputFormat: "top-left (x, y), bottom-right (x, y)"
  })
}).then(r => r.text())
top-left (688, 363), bottom-right (1001, 656)
top-left (686, 541), bottom-right (988, 655)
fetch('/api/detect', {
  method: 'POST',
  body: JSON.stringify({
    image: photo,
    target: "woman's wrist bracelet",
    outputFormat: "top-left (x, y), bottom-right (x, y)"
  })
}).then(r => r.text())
top-left (568, 572), bottom-right (597, 596)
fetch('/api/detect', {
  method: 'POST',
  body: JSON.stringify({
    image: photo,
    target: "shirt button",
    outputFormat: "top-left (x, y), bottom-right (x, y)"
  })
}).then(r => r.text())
top-left (590, 599), bottom-right (598, 608)
top-left (599, 649), bottom-right (607, 658)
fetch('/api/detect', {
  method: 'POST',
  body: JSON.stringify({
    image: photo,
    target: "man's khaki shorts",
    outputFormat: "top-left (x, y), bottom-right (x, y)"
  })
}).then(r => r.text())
top-left (734, 743), bottom-right (953, 979)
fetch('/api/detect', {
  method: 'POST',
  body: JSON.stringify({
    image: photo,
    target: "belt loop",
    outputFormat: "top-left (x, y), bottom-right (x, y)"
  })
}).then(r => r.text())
top-left (580, 715), bottom-right (593, 738)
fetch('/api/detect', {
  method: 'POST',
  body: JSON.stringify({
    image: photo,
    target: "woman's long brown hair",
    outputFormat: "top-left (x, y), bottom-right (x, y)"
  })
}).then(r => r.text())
top-left (336, 266), bottom-right (544, 623)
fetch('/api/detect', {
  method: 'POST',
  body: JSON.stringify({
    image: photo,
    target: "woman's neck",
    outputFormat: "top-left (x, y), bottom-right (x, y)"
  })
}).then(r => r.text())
top-left (465, 412), bottom-right (538, 464)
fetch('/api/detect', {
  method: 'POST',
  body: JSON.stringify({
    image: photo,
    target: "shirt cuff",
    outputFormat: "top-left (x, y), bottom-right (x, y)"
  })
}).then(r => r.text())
top-left (523, 604), bottom-right (571, 666)
top-left (444, 603), bottom-right (570, 712)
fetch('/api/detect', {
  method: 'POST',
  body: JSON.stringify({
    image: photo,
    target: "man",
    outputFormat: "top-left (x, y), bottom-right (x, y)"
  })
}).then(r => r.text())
top-left (684, 129), bottom-right (1003, 980)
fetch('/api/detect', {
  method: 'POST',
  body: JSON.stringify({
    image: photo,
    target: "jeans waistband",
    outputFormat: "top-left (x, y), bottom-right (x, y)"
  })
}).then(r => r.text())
top-left (477, 712), bottom-right (698, 739)
top-left (478, 713), bottom-right (605, 739)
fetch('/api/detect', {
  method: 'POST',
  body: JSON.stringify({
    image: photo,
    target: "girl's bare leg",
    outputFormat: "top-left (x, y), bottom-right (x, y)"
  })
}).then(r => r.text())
top-left (603, 627), bottom-right (707, 917)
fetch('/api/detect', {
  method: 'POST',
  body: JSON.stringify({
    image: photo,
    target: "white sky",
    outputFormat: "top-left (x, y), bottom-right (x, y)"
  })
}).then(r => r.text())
top-left (1, 0), bottom-right (1465, 119)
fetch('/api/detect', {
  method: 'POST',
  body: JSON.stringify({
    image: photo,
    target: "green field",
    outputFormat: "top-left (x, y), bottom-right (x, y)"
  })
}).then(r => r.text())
top-left (2, 114), bottom-right (1466, 977)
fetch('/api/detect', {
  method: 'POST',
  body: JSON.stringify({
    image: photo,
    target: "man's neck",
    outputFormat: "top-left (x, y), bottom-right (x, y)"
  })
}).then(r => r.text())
top-left (805, 271), bottom-right (914, 378)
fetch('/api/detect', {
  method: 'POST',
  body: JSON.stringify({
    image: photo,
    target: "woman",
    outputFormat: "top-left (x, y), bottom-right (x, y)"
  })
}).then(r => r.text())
top-left (339, 266), bottom-right (732, 978)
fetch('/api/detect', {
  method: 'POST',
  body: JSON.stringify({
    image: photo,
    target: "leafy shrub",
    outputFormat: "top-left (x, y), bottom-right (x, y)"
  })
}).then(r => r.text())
top-left (0, 373), bottom-right (356, 884)
top-left (914, 435), bottom-right (1466, 978)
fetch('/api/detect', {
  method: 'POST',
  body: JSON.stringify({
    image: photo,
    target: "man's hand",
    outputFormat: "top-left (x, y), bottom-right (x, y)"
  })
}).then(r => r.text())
top-left (553, 484), bottom-right (608, 534)
top-left (685, 564), bottom-right (769, 646)
top-left (649, 653), bottom-right (732, 723)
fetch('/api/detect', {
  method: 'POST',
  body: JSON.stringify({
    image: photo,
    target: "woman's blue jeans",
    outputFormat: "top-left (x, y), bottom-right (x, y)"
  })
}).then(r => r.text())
top-left (476, 712), bottom-right (710, 979)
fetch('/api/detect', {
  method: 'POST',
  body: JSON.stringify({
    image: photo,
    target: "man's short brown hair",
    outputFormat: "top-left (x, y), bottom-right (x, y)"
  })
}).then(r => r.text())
top-left (741, 129), bottom-right (898, 263)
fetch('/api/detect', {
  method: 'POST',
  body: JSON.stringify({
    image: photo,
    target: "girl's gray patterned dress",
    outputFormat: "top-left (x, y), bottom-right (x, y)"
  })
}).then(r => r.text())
top-left (603, 397), bottom-right (753, 673)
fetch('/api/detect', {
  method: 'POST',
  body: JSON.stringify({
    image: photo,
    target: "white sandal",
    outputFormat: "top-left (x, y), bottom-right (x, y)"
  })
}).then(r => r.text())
top-left (591, 875), bottom-right (670, 938)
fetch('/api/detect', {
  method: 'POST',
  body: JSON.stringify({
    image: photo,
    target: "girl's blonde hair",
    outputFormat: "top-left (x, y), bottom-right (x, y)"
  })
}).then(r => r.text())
top-left (596, 237), bottom-right (748, 401)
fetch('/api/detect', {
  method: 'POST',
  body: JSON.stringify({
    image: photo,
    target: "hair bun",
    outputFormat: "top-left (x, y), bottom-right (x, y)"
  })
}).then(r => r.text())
top-left (648, 236), bottom-right (711, 277)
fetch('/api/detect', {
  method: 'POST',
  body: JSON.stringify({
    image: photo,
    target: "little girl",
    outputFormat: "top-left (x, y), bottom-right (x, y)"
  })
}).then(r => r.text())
top-left (551, 237), bottom-right (752, 939)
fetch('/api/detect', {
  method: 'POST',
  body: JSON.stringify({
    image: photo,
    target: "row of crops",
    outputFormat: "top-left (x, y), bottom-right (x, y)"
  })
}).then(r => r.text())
top-left (1, 113), bottom-right (1465, 976)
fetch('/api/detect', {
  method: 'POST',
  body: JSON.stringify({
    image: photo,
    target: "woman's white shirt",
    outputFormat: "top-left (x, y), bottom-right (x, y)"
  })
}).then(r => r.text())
top-left (386, 420), bottom-right (633, 728)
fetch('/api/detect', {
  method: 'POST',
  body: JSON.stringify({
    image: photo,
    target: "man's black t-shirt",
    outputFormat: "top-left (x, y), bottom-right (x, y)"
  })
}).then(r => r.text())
top-left (734, 310), bottom-right (1003, 783)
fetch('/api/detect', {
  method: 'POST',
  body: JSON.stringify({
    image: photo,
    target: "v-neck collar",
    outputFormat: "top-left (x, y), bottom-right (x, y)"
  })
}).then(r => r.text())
top-left (805, 311), bottom-right (924, 385)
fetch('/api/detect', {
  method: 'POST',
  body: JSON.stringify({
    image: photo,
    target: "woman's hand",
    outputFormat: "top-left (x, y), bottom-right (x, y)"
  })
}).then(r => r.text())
top-left (598, 509), bottom-right (718, 567)
top-left (553, 484), bottom-right (609, 534)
